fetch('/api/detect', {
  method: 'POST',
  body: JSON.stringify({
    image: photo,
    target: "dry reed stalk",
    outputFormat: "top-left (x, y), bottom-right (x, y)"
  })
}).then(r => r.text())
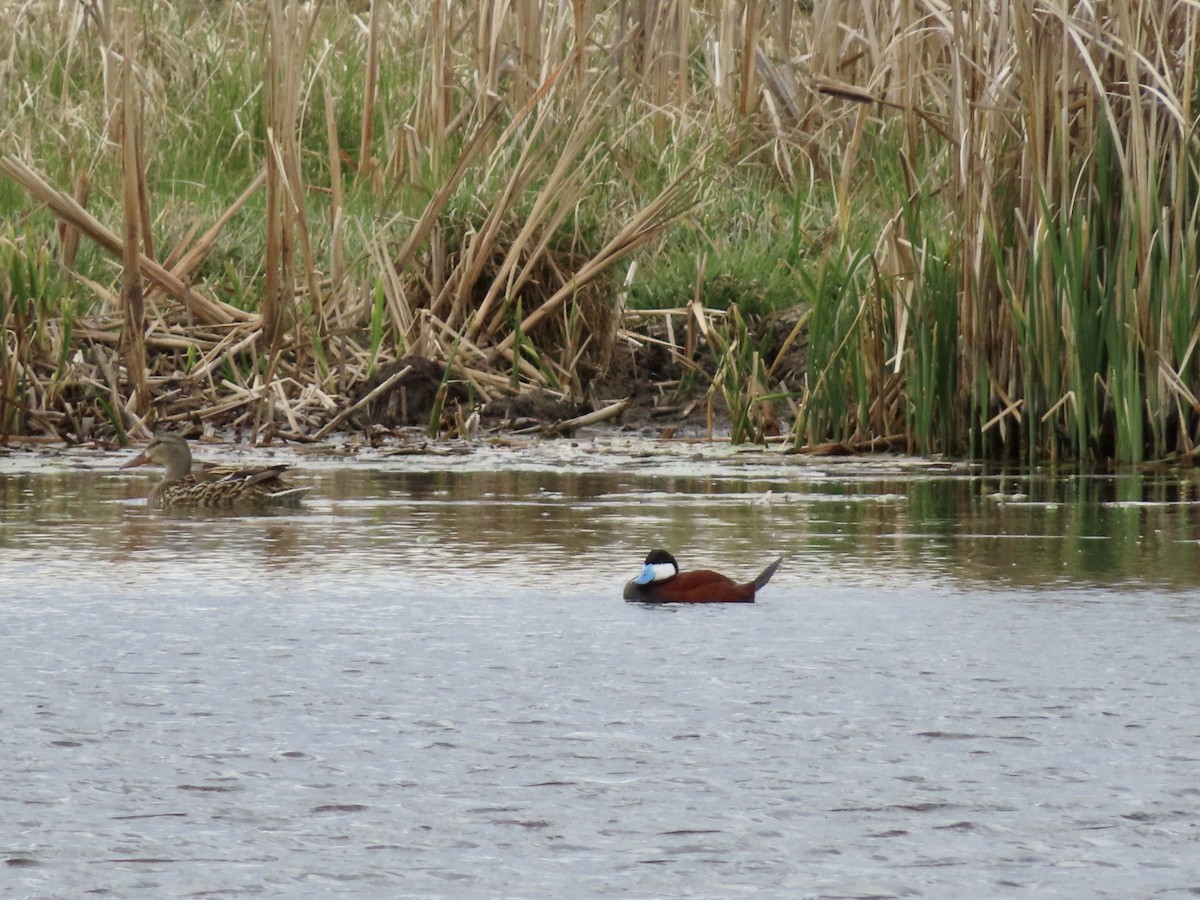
top-left (323, 71), bottom-right (346, 302)
top-left (496, 162), bottom-right (702, 350)
top-left (571, 0), bottom-right (587, 85)
top-left (438, 117), bottom-right (551, 327)
top-left (161, 221), bottom-right (203, 273)
top-left (271, 378), bottom-right (302, 432)
top-left (0, 157), bottom-right (251, 325)
top-left (424, 309), bottom-right (542, 387)
top-left (712, 0), bottom-right (737, 111)
top-left (457, 366), bottom-right (512, 392)
top-left (73, 328), bottom-right (206, 352)
top-left (71, 270), bottom-right (118, 311)
top-left (386, 102), bottom-right (503, 278)
top-left (541, 397), bottom-right (628, 435)
top-left (118, 25), bottom-right (149, 418)
top-left (367, 233), bottom-right (416, 347)
top-left (259, 0), bottom-right (326, 437)
top-left (475, 1), bottom-right (504, 103)
top-left (686, 252), bottom-right (707, 360)
top-left (357, 0), bottom-right (383, 177)
top-left (149, 171), bottom-right (267, 303)
top-left (199, 383), bottom-right (264, 421)
top-left (673, 0), bottom-right (691, 108)
top-left (447, 361), bottom-right (497, 402)
top-left (77, 0), bottom-right (116, 135)
top-left (512, 0), bottom-right (545, 104)
top-left (425, 312), bottom-right (493, 366)
top-left (431, 0), bottom-right (452, 138)
top-left (617, 328), bottom-right (691, 366)
top-left (464, 84), bottom-right (614, 342)
top-left (188, 326), bottom-right (263, 382)
top-left (262, 0), bottom-right (295, 349)
top-left (629, 306), bottom-right (729, 318)
top-left (58, 172), bottom-right (90, 271)
top-left (489, 50), bottom-right (576, 155)
top-left (313, 364), bottom-right (413, 439)
top-left (737, 0), bottom-right (760, 118)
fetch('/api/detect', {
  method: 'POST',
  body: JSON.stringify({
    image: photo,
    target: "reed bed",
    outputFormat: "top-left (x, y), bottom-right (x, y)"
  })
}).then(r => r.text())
top-left (799, 0), bottom-right (1200, 463)
top-left (1, 1), bottom-right (1196, 461)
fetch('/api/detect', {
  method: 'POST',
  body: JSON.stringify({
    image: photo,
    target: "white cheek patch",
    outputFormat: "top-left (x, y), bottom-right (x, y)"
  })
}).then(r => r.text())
top-left (650, 562), bottom-right (677, 582)
top-left (634, 562), bottom-right (677, 585)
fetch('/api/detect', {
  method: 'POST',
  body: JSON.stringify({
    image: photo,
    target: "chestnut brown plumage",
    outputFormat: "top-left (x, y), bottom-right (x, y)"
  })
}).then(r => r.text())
top-left (623, 550), bottom-right (782, 603)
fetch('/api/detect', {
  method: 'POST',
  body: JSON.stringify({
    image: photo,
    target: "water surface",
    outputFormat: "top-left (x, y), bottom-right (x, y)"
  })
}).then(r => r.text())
top-left (3, 437), bottom-right (1200, 897)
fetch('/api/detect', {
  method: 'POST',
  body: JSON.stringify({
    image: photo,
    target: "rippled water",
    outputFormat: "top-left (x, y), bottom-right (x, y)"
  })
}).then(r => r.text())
top-left (3, 437), bottom-right (1200, 898)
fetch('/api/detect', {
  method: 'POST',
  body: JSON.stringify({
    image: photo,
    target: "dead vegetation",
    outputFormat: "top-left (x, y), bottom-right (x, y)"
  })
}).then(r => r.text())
top-left (1, 0), bottom-right (818, 445)
top-left (3, 1), bottom-right (1198, 461)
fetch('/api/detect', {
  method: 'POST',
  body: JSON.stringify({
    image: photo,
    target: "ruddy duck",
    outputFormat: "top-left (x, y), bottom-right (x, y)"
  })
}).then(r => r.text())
top-left (623, 550), bottom-right (782, 603)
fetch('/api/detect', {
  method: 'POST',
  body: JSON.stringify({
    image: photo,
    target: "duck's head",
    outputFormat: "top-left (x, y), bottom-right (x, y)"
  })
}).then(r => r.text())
top-left (633, 549), bottom-right (679, 585)
top-left (121, 433), bottom-right (194, 483)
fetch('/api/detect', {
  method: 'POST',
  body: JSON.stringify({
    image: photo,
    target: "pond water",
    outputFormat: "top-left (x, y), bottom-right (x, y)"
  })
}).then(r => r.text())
top-left (2, 436), bottom-right (1200, 898)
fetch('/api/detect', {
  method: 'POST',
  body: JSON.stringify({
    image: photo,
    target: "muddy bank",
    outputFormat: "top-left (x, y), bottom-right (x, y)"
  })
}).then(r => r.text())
top-left (323, 303), bottom-right (809, 440)
top-left (1, 305), bottom-right (811, 447)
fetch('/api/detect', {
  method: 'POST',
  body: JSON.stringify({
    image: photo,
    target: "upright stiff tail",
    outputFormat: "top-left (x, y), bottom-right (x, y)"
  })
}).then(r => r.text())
top-left (753, 557), bottom-right (784, 591)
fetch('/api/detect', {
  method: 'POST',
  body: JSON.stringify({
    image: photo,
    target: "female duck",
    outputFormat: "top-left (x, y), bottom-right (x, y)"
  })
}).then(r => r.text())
top-left (623, 549), bottom-right (782, 603)
top-left (122, 433), bottom-right (308, 509)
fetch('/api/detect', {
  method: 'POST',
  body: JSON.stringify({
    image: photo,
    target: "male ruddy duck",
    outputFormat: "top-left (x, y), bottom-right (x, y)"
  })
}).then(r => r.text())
top-left (623, 549), bottom-right (783, 603)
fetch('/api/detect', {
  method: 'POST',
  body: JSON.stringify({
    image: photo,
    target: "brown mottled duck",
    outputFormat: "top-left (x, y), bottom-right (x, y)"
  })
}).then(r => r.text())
top-left (121, 433), bottom-right (309, 509)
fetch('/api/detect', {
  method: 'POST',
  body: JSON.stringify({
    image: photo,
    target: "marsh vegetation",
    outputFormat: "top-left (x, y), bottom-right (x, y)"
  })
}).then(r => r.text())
top-left (1, 1), bottom-right (1197, 462)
